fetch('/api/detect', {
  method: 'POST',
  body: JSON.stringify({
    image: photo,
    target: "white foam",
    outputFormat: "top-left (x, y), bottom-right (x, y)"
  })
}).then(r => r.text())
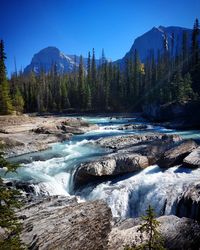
top-left (83, 165), bottom-right (200, 218)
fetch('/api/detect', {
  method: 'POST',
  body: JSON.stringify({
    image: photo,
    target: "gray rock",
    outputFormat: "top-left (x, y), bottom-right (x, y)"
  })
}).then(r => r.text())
top-left (183, 147), bottom-right (200, 168)
top-left (18, 196), bottom-right (112, 250)
top-left (176, 182), bottom-right (200, 221)
top-left (73, 133), bottom-right (183, 187)
top-left (118, 124), bottom-right (147, 130)
top-left (96, 133), bottom-right (181, 151)
top-left (157, 140), bottom-right (198, 168)
top-left (74, 153), bottom-right (149, 187)
top-left (108, 215), bottom-right (200, 250)
top-left (0, 116), bottom-right (98, 157)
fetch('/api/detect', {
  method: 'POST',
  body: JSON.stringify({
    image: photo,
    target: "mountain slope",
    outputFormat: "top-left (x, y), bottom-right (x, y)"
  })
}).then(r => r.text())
top-left (115, 26), bottom-right (193, 66)
top-left (24, 47), bottom-right (100, 74)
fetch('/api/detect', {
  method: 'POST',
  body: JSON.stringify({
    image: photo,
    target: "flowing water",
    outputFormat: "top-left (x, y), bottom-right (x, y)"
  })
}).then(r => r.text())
top-left (1, 115), bottom-right (200, 218)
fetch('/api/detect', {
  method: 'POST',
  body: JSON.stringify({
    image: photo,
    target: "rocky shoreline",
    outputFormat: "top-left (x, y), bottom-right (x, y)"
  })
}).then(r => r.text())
top-left (0, 115), bottom-right (98, 158)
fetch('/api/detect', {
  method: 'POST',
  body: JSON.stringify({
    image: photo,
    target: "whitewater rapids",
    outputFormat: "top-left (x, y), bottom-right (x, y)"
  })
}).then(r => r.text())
top-left (1, 115), bottom-right (200, 218)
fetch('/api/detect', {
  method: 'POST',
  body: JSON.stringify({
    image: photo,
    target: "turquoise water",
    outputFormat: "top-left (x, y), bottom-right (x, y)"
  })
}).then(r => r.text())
top-left (1, 115), bottom-right (200, 218)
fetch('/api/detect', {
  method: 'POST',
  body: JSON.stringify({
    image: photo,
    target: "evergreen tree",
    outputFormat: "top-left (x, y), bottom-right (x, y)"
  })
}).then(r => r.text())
top-left (192, 18), bottom-right (199, 66)
top-left (0, 81), bottom-right (13, 114)
top-left (0, 40), bottom-right (7, 84)
top-left (60, 76), bottom-right (70, 110)
top-left (124, 206), bottom-right (165, 250)
top-left (91, 48), bottom-right (97, 108)
top-left (13, 88), bottom-right (24, 114)
top-left (0, 40), bottom-right (13, 115)
top-left (87, 51), bottom-right (92, 87)
top-left (191, 18), bottom-right (200, 95)
top-left (0, 146), bottom-right (24, 249)
top-left (137, 205), bottom-right (165, 250)
top-left (78, 55), bottom-right (85, 109)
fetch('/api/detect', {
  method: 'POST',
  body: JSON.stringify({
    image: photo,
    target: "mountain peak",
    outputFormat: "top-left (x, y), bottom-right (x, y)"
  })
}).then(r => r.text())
top-left (24, 47), bottom-right (101, 75)
top-left (24, 46), bottom-right (76, 74)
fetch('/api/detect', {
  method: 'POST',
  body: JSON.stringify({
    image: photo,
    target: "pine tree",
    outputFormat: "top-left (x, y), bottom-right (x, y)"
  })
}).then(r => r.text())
top-left (87, 51), bottom-right (92, 87)
top-left (0, 81), bottom-right (13, 114)
top-left (192, 18), bottom-right (199, 66)
top-left (191, 18), bottom-right (200, 95)
top-left (0, 40), bottom-right (7, 84)
top-left (125, 206), bottom-right (165, 250)
top-left (60, 76), bottom-right (70, 110)
top-left (137, 205), bottom-right (165, 250)
top-left (78, 55), bottom-right (85, 109)
top-left (13, 87), bottom-right (24, 114)
top-left (0, 40), bottom-right (13, 115)
top-left (0, 145), bottom-right (24, 249)
top-left (91, 48), bottom-right (97, 108)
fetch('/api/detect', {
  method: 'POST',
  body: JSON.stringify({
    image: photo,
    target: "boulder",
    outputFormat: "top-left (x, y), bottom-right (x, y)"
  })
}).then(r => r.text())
top-left (108, 215), bottom-right (200, 250)
top-left (183, 147), bottom-right (200, 168)
top-left (18, 196), bottom-right (112, 250)
top-left (74, 153), bottom-right (149, 188)
top-left (176, 182), bottom-right (200, 221)
top-left (157, 140), bottom-right (198, 168)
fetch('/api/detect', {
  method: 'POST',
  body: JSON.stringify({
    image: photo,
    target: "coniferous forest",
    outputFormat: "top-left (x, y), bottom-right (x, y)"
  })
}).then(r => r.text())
top-left (0, 19), bottom-right (200, 115)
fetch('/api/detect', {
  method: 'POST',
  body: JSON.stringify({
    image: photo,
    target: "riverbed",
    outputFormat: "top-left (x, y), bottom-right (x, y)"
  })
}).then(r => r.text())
top-left (2, 115), bottom-right (200, 218)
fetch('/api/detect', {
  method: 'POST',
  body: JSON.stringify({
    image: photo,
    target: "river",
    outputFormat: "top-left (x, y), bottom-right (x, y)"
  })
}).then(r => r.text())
top-left (2, 115), bottom-right (200, 218)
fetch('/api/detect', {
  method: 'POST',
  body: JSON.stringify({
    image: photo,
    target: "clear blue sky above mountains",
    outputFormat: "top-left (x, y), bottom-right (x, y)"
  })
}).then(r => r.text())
top-left (1, 0), bottom-right (200, 76)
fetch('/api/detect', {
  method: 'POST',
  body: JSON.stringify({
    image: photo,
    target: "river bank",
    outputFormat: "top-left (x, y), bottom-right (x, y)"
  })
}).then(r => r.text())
top-left (0, 115), bottom-right (98, 158)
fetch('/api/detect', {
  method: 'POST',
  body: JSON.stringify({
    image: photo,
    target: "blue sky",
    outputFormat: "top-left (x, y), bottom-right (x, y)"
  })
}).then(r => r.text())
top-left (0, 0), bottom-right (200, 76)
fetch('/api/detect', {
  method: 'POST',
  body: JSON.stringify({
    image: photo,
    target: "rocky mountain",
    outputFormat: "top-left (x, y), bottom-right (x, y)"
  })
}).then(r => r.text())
top-left (24, 46), bottom-right (100, 75)
top-left (24, 26), bottom-right (194, 74)
top-left (115, 26), bottom-right (193, 67)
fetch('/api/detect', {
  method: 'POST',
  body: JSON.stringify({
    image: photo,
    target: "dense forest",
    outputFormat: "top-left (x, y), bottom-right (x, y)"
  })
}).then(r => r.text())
top-left (0, 19), bottom-right (200, 115)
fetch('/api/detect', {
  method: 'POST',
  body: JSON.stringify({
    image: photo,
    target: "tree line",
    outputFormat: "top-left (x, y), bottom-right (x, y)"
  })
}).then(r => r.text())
top-left (0, 19), bottom-right (199, 115)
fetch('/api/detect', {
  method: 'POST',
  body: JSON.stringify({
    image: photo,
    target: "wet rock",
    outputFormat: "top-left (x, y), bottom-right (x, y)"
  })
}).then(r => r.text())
top-left (108, 215), bottom-right (200, 250)
top-left (157, 140), bottom-right (198, 168)
top-left (96, 133), bottom-right (181, 151)
top-left (74, 153), bottom-right (149, 187)
top-left (118, 124), bottom-right (147, 130)
top-left (183, 147), bottom-right (200, 168)
top-left (176, 182), bottom-right (200, 221)
top-left (17, 196), bottom-right (112, 250)
top-left (73, 133), bottom-right (183, 187)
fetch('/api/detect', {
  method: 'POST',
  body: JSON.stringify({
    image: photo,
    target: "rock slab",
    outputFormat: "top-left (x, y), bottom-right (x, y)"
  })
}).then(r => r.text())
top-left (183, 147), bottom-right (200, 168)
top-left (17, 196), bottom-right (112, 250)
top-left (158, 140), bottom-right (198, 168)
